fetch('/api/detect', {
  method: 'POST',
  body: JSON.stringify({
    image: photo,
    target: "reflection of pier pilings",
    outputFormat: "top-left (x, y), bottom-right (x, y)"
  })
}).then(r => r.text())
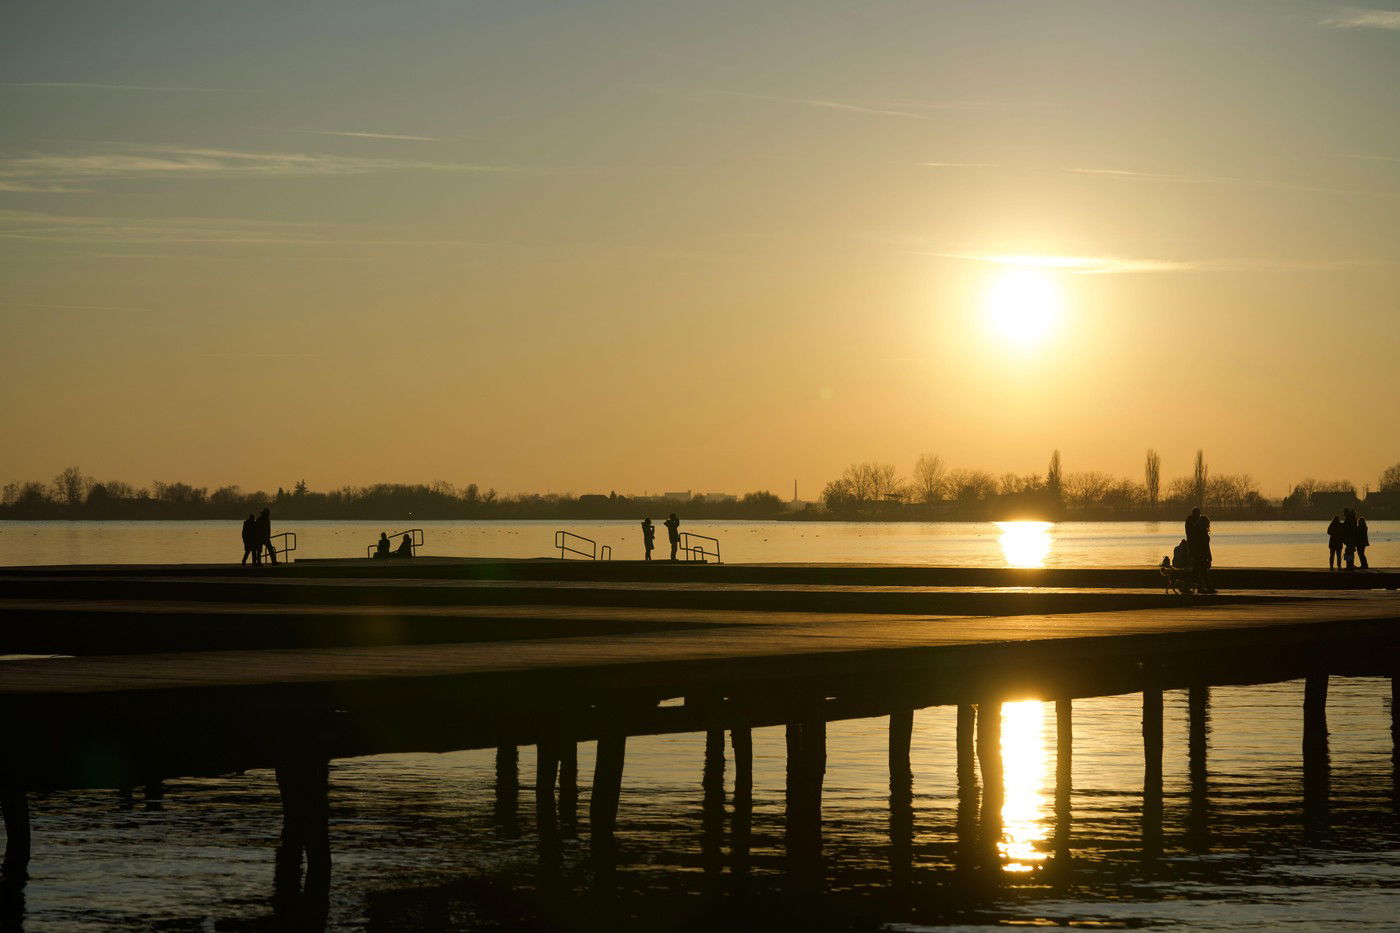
top-left (1051, 699), bottom-right (1072, 879)
top-left (1393, 674), bottom-right (1399, 813)
top-left (1141, 677), bottom-right (1164, 862)
top-left (955, 704), bottom-right (978, 871)
top-left (534, 742), bottom-right (560, 850)
top-left (272, 754), bottom-right (331, 903)
top-left (1302, 672), bottom-right (1330, 838)
top-left (784, 715), bottom-right (826, 881)
top-left (558, 743), bottom-right (578, 835)
top-left (702, 729), bottom-right (726, 884)
top-left (888, 710), bottom-right (914, 890)
top-left (493, 745), bottom-right (519, 833)
top-left (975, 700), bottom-right (1003, 870)
top-left (1185, 685), bottom-right (1211, 852)
top-left (730, 727), bottom-right (753, 878)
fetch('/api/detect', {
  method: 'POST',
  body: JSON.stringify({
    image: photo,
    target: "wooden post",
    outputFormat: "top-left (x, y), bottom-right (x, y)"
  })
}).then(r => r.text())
top-left (976, 699), bottom-right (1003, 864)
top-left (786, 713), bottom-right (826, 879)
top-left (702, 729), bottom-right (726, 883)
top-left (590, 734), bottom-right (625, 856)
top-left (274, 755), bottom-right (331, 895)
top-left (1, 788), bottom-right (30, 881)
top-left (557, 742), bottom-right (578, 834)
top-left (1142, 678), bottom-right (1164, 860)
top-left (535, 742), bottom-right (560, 843)
top-left (493, 745), bottom-right (518, 829)
top-left (1053, 699), bottom-right (1072, 864)
top-left (888, 710), bottom-right (914, 889)
top-left (1186, 685), bottom-right (1211, 852)
top-left (1303, 672), bottom-right (1330, 835)
top-left (956, 704), bottom-right (977, 789)
top-left (955, 703), bottom-right (979, 870)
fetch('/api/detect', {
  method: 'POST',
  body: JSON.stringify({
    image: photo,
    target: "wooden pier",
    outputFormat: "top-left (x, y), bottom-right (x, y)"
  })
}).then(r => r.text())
top-left (1, 559), bottom-right (1397, 894)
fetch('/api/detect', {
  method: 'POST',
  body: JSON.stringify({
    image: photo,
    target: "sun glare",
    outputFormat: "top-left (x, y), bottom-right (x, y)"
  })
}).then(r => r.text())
top-left (984, 269), bottom-right (1061, 345)
top-left (997, 521), bottom-right (1053, 568)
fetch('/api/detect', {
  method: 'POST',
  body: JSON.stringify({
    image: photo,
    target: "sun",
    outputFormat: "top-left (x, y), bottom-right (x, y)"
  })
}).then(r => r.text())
top-left (984, 268), bottom-right (1061, 345)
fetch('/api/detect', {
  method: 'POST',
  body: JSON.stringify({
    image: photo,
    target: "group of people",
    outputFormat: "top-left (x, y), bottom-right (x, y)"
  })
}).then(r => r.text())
top-left (1326, 510), bottom-right (1370, 570)
top-left (239, 508), bottom-right (277, 565)
top-left (373, 532), bottom-right (416, 559)
top-left (640, 513), bottom-right (682, 561)
top-left (1167, 507), bottom-right (1216, 593)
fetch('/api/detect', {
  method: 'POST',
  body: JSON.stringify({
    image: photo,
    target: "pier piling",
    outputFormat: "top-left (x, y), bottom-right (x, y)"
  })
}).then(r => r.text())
top-left (534, 742), bottom-right (560, 843)
top-left (1186, 685), bottom-right (1211, 852)
top-left (0, 789), bottom-right (30, 881)
top-left (273, 755), bottom-right (331, 895)
top-left (1142, 676), bottom-right (1164, 860)
top-left (1303, 672), bottom-right (1330, 835)
top-left (493, 745), bottom-right (519, 830)
top-left (1053, 699), bottom-right (1072, 870)
top-left (975, 700), bottom-right (1003, 864)
top-left (589, 733), bottom-right (625, 857)
top-left (730, 727), bottom-right (753, 876)
top-left (558, 742), bottom-right (578, 834)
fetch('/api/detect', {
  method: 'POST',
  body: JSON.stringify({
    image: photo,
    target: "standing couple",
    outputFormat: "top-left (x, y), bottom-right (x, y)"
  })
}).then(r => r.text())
top-left (641, 513), bottom-right (681, 561)
top-left (1326, 510), bottom-right (1369, 570)
top-left (240, 508), bottom-right (277, 564)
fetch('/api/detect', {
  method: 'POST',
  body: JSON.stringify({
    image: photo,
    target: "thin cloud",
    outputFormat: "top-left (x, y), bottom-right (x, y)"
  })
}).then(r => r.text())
top-left (0, 145), bottom-right (515, 186)
top-left (1321, 8), bottom-right (1400, 29)
top-left (918, 161), bottom-right (996, 169)
top-left (300, 130), bottom-right (439, 142)
top-left (1067, 165), bottom-right (1367, 196)
top-left (3, 81), bottom-right (241, 92)
top-left (699, 89), bottom-right (1000, 120)
top-left (922, 251), bottom-right (1396, 274)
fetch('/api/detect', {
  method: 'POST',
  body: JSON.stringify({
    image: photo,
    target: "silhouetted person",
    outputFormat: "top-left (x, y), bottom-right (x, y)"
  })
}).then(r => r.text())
top-left (641, 518), bottom-right (655, 561)
top-left (395, 533), bottom-right (414, 558)
top-left (374, 532), bottom-right (391, 559)
top-left (1185, 506), bottom-right (1201, 539)
top-left (1357, 516), bottom-right (1370, 569)
top-left (1342, 508), bottom-right (1359, 570)
top-left (1172, 537), bottom-right (1191, 570)
top-left (1189, 514), bottom-right (1215, 593)
top-left (1327, 515), bottom-right (1344, 570)
top-left (255, 507), bottom-right (277, 565)
top-left (664, 513), bottom-right (681, 561)
top-left (241, 513), bottom-right (258, 565)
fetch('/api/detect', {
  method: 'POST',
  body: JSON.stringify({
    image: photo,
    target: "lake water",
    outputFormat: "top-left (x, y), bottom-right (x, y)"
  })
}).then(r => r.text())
top-left (1, 518), bottom-right (1395, 568)
top-left (1, 521), bottom-right (1397, 931)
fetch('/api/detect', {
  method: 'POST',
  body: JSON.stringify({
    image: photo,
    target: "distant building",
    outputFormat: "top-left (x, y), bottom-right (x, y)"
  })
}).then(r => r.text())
top-left (1361, 489), bottom-right (1400, 514)
top-left (1311, 490), bottom-right (1360, 514)
top-left (577, 494), bottom-right (611, 506)
top-left (702, 492), bottom-right (737, 504)
top-left (662, 491), bottom-right (691, 502)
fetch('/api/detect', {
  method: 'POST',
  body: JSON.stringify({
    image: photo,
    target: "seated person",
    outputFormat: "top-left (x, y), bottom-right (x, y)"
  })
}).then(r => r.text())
top-left (395, 533), bottom-right (415, 558)
top-left (1171, 538), bottom-right (1192, 570)
top-left (374, 533), bottom-right (391, 559)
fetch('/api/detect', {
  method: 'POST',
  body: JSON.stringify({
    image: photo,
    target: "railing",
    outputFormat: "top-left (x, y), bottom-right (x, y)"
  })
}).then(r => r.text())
top-left (367, 528), bottom-right (425, 558)
top-left (268, 532), bottom-right (296, 562)
top-left (555, 530), bottom-right (599, 560)
top-left (600, 545), bottom-right (612, 561)
top-left (679, 532), bottom-right (721, 564)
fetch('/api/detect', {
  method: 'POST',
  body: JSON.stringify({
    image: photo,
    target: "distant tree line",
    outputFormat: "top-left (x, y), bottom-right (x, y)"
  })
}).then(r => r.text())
top-left (4, 457), bottom-right (1399, 522)
top-left (1, 470), bottom-right (792, 521)
top-left (818, 450), bottom-right (1400, 521)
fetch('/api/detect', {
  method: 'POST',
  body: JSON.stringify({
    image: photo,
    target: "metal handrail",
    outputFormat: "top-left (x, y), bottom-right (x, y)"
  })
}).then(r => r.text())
top-left (368, 528), bottom-right (424, 558)
top-left (555, 530), bottom-right (598, 560)
top-left (600, 545), bottom-right (612, 561)
top-left (269, 532), bottom-right (296, 561)
top-left (679, 532), bottom-right (721, 564)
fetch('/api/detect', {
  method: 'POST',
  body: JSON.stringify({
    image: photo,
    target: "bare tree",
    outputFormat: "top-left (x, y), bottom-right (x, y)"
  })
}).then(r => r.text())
top-left (1063, 471), bottom-right (1115, 510)
top-left (910, 454), bottom-right (947, 503)
top-left (1380, 463), bottom-right (1400, 492)
top-left (1192, 449), bottom-right (1208, 509)
top-left (52, 466), bottom-right (91, 507)
top-left (947, 469), bottom-right (997, 502)
top-left (1046, 450), bottom-right (1063, 499)
top-left (1144, 449), bottom-right (1161, 512)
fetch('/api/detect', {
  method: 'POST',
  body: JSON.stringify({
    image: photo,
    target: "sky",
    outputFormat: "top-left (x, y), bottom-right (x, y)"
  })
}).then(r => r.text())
top-left (2, 0), bottom-right (1398, 498)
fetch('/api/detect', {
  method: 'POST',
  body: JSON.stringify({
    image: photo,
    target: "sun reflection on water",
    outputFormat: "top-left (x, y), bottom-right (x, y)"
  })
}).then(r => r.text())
top-left (996, 521), bottom-right (1053, 568)
top-left (999, 699), bottom-right (1049, 871)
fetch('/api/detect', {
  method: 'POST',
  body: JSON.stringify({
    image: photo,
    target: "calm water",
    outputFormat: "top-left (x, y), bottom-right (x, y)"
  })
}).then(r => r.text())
top-left (1, 522), bottom-right (1397, 930)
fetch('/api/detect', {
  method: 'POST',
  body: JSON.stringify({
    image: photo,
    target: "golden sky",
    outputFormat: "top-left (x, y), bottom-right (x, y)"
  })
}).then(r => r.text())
top-left (2, 1), bottom-right (1398, 497)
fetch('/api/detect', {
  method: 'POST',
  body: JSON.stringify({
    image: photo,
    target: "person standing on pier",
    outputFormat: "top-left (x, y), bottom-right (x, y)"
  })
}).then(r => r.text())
top-left (641, 518), bottom-right (655, 561)
top-left (1342, 508), bottom-right (1360, 570)
top-left (255, 507), bottom-right (277, 565)
top-left (664, 513), bottom-right (681, 561)
top-left (240, 513), bottom-right (259, 565)
top-left (1327, 515), bottom-right (1344, 570)
top-left (1188, 513), bottom-right (1215, 593)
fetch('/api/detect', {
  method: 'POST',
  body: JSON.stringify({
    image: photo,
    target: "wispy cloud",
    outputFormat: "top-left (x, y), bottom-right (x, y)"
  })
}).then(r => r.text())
top-left (1320, 7), bottom-right (1400, 29)
top-left (921, 251), bottom-right (1396, 274)
top-left (299, 130), bottom-right (440, 142)
top-left (0, 208), bottom-right (493, 250)
top-left (0, 145), bottom-right (515, 187)
top-left (696, 89), bottom-right (1003, 120)
top-left (918, 161), bottom-right (996, 169)
top-left (3, 81), bottom-right (241, 92)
